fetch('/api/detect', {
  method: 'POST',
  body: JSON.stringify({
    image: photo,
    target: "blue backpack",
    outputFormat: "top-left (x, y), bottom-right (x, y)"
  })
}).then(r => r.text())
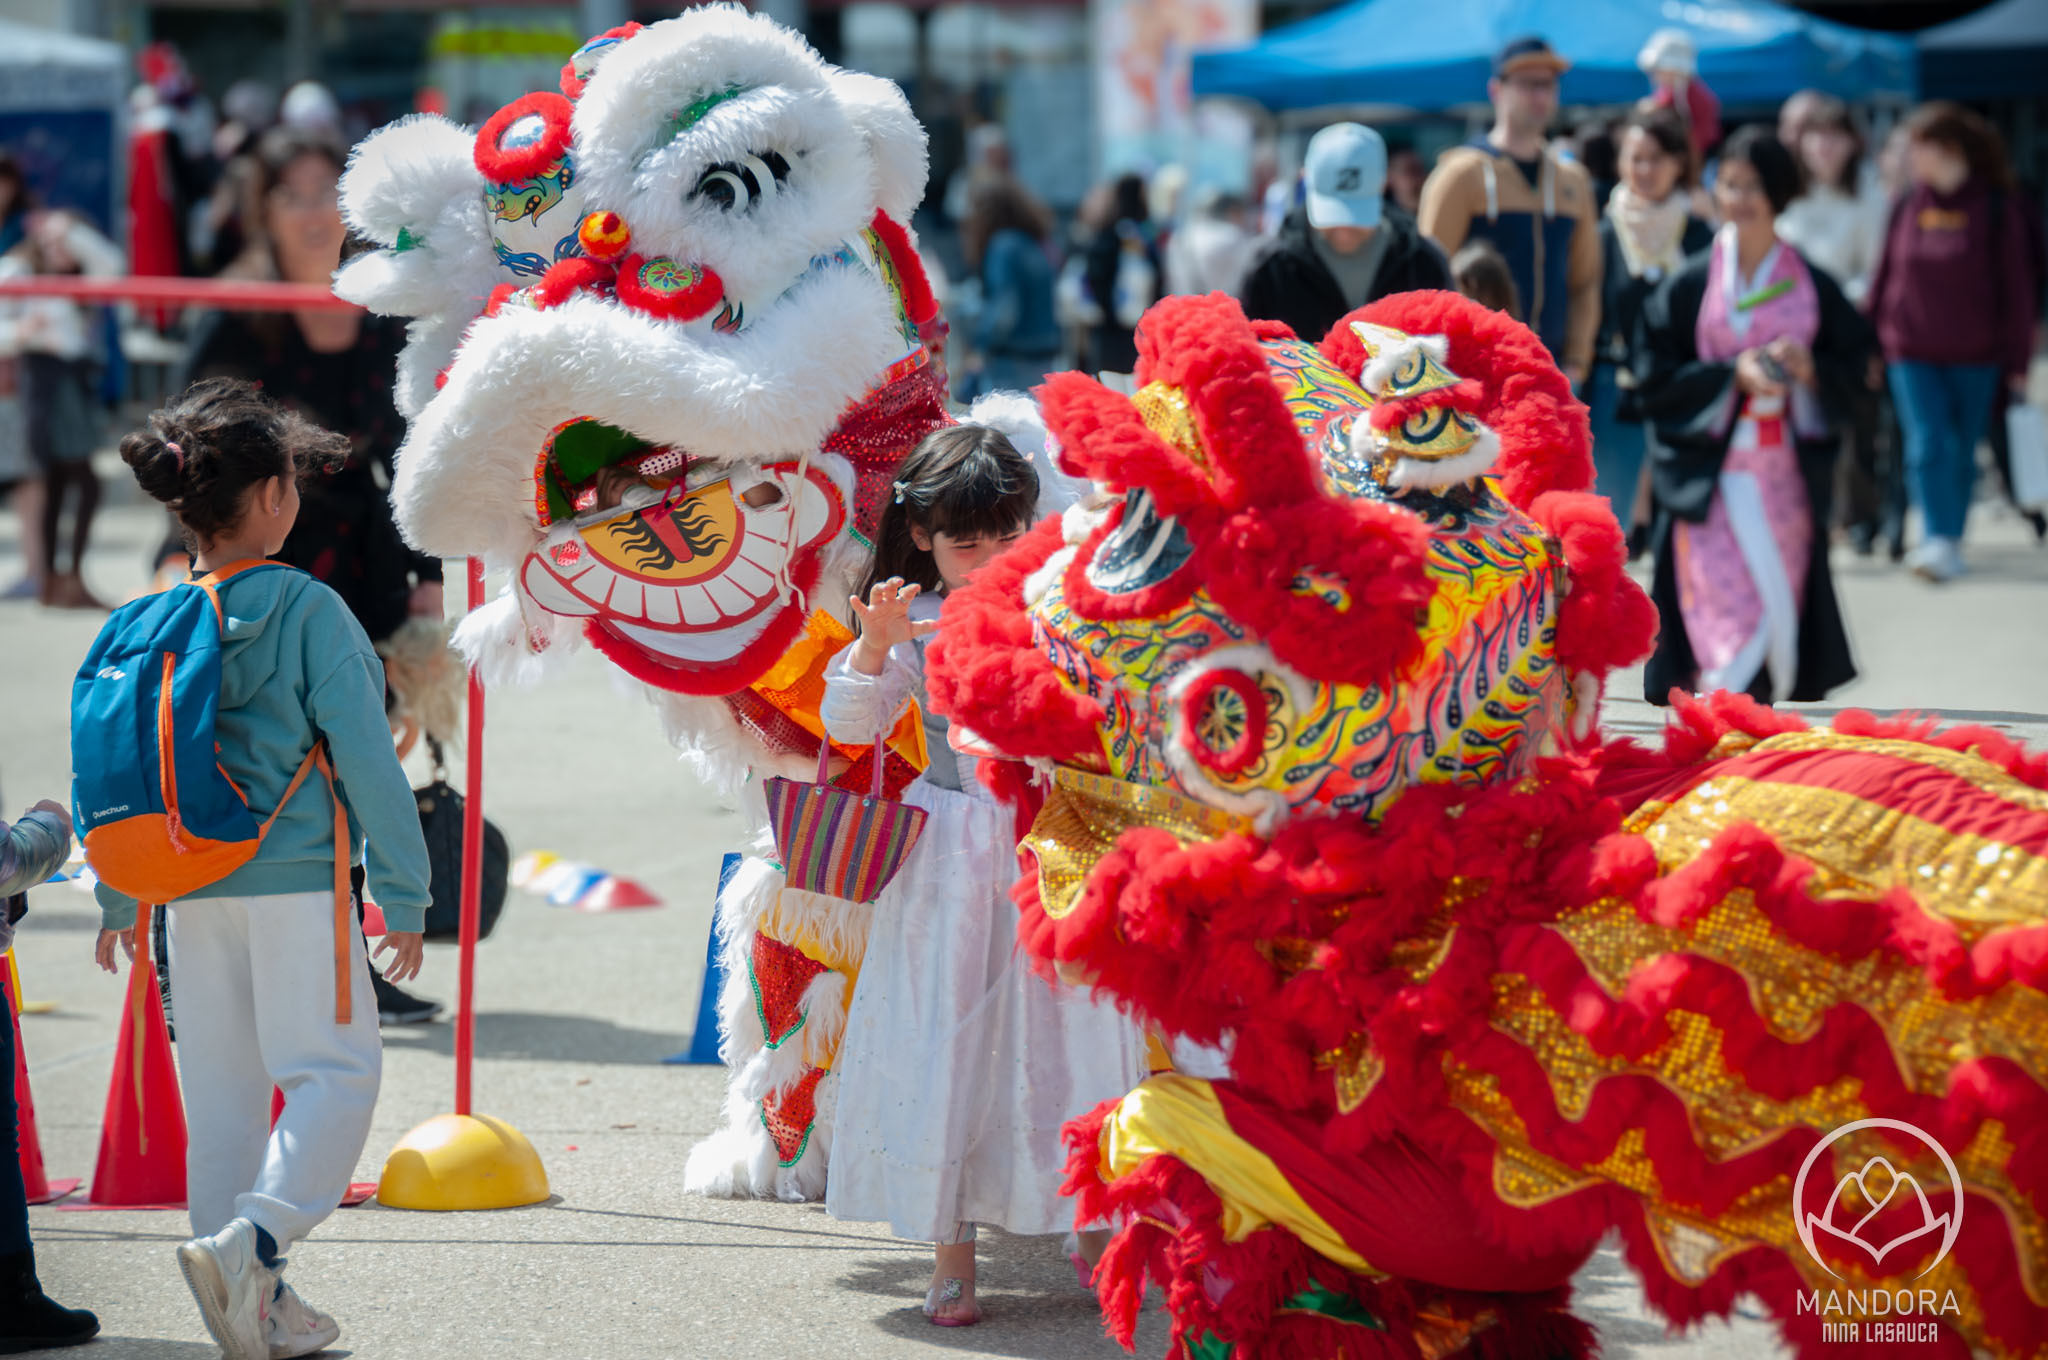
top-left (72, 560), bottom-right (340, 910)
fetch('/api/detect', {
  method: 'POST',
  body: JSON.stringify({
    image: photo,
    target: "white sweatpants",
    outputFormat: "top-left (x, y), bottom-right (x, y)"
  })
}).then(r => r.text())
top-left (166, 890), bottom-right (382, 1250)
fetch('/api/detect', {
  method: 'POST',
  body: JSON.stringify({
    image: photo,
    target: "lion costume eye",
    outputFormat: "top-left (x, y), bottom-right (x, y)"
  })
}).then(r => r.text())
top-left (692, 152), bottom-right (792, 212)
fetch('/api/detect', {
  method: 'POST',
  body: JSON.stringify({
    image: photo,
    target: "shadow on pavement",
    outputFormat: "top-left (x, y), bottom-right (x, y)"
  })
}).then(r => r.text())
top-left (15, 908), bottom-right (106, 933)
top-left (49, 1341), bottom-right (226, 1359)
top-left (842, 1229), bottom-right (1133, 1356)
top-left (379, 1010), bottom-right (682, 1064)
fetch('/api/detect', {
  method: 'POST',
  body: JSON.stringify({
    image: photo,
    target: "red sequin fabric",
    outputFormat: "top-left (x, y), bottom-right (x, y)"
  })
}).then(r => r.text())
top-left (823, 353), bottom-right (952, 540)
top-left (759, 1066), bottom-right (827, 1167)
top-left (748, 933), bottom-right (828, 1048)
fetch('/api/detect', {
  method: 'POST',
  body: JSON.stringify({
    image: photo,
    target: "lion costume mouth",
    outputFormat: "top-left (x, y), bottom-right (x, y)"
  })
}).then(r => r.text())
top-left (518, 416), bottom-right (850, 692)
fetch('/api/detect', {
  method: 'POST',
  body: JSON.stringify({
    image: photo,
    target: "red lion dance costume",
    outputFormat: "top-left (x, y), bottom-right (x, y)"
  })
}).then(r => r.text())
top-left (927, 292), bottom-right (2048, 1359)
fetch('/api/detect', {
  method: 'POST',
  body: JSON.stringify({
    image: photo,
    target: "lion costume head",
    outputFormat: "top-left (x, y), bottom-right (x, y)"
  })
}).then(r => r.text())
top-left (334, 5), bottom-right (950, 775)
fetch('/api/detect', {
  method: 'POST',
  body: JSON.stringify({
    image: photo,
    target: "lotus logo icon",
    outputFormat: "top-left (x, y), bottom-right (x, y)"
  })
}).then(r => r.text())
top-left (1794, 1119), bottom-right (1963, 1279)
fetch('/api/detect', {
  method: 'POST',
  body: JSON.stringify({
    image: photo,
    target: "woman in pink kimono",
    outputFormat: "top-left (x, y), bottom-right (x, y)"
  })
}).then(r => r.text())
top-left (1634, 128), bottom-right (1872, 704)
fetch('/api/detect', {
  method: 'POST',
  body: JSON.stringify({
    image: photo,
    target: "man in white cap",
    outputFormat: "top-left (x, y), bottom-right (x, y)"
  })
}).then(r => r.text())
top-left (1240, 122), bottom-right (1450, 344)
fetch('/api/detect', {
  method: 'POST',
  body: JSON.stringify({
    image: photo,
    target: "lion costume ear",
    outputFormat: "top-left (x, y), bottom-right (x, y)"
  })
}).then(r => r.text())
top-left (831, 69), bottom-right (928, 223)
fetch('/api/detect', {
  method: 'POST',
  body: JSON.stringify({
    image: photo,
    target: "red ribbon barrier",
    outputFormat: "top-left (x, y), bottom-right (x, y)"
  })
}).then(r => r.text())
top-left (0, 275), bottom-right (362, 312)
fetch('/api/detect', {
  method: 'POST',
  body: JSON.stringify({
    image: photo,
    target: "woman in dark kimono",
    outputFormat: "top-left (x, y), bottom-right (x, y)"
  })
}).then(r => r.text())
top-left (1634, 128), bottom-right (1871, 705)
top-left (1592, 106), bottom-right (1713, 550)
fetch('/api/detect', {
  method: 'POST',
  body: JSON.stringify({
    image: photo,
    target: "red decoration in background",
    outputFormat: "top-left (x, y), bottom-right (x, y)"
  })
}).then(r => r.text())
top-left (126, 116), bottom-right (181, 330)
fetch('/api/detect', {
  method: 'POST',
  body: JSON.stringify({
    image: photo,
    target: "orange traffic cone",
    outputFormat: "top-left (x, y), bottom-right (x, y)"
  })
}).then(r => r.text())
top-left (87, 903), bottom-right (186, 1207)
top-left (2, 966), bottom-right (78, 1204)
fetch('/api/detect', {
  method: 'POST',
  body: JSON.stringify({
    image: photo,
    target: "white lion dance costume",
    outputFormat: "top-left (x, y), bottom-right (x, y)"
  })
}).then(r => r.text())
top-left (335, 6), bottom-right (977, 1197)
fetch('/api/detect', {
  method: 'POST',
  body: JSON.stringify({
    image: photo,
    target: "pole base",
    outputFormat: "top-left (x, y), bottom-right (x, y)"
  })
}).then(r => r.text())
top-left (376, 1113), bottom-right (550, 1211)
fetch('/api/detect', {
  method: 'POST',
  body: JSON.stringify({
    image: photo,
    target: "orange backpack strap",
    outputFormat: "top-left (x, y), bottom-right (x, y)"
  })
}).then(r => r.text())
top-left (256, 741), bottom-right (353, 1026)
top-left (315, 745), bottom-right (351, 1027)
top-left (190, 558), bottom-right (284, 626)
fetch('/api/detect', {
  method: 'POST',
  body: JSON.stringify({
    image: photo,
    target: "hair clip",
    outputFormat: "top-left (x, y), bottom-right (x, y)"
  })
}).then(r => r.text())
top-left (891, 480), bottom-right (908, 504)
top-left (165, 440), bottom-right (184, 472)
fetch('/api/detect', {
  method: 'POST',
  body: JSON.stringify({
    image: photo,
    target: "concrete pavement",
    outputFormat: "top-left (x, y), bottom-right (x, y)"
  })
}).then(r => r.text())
top-left (1, 486), bottom-right (2043, 1360)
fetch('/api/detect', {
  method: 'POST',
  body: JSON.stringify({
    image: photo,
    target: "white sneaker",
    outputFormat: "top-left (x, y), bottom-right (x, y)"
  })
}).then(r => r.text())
top-left (267, 1278), bottom-right (340, 1358)
top-left (1910, 535), bottom-right (1966, 583)
top-left (176, 1218), bottom-right (272, 1360)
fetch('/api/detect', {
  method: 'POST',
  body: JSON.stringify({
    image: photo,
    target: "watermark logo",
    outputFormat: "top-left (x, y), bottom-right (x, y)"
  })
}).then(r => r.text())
top-left (1792, 1119), bottom-right (1964, 1345)
top-left (1794, 1117), bottom-right (1963, 1279)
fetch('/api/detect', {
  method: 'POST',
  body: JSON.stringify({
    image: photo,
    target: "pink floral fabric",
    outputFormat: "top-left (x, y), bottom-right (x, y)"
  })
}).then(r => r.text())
top-left (1673, 237), bottom-right (1819, 694)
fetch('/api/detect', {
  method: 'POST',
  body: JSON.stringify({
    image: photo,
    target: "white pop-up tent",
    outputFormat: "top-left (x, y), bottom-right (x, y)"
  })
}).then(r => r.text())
top-left (0, 20), bottom-right (125, 233)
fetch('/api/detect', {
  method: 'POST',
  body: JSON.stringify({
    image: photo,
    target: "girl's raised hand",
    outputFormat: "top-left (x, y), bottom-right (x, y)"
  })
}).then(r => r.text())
top-left (848, 578), bottom-right (938, 674)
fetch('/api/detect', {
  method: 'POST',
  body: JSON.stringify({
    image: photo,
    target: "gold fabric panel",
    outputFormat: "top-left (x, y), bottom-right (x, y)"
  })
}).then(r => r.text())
top-left (1639, 732), bottom-right (2048, 931)
top-left (1026, 766), bottom-right (1254, 920)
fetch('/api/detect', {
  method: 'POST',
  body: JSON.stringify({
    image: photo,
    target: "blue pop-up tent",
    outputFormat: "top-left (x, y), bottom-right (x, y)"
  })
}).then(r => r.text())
top-left (1919, 0), bottom-right (2048, 101)
top-left (1191, 0), bottom-right (1917, 113)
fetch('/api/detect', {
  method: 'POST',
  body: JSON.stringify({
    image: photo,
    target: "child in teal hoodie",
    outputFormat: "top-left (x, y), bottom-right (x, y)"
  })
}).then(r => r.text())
top-left (88, 378), bottom-right (432, 1360)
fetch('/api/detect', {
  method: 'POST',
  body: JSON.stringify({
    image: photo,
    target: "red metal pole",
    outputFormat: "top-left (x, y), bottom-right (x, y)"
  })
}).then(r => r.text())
top-left (455, 558), bottom-right (486, 1118)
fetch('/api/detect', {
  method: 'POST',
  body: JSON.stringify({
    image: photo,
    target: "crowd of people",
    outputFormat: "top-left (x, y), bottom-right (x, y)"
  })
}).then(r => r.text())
top-left (5, 33), bottom-right (2043, 713)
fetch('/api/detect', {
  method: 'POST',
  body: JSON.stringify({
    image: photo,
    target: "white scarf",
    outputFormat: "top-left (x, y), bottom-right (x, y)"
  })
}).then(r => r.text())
top-left (1606, 184), bottom-right (1692, 281)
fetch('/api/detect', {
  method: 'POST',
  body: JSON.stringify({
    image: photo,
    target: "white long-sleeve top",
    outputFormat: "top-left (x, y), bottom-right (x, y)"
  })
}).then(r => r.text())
top-left (820, 592), bottom-right (968, 793)
top-left (1777, 180), bottom-right (1888, 306)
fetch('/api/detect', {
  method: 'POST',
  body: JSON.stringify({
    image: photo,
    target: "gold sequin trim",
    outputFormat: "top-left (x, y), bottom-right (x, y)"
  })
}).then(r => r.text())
top-left (1025, 766), bottom-right (1254, 919)
top-left (1133, 382), bottom-right (1209, 470)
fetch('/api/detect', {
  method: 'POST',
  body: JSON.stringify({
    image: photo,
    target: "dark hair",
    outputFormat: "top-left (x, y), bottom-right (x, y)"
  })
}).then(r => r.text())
top-left (1717, 126), bottom-right (1803, 214)
top-left (1620, 106), bottom-right (1697, 188)
top-left (961, 174), bottom-right (1054, 271)
top-left (120, 377), bottom-right (347, 546)
top-left (222, 125), bottom-right (348, 283)
top-left (1111, 172), bottom-right (1149, 226)
top-left (1451, 240), bottom-right (1521, 321)
top-left (860, 424), bottom-right (1039, 600)
top-left (1791, 93), bottom-right (1863, 193)
top-left (1574, 118), bottom-right (1620, 188)
top-left (0, 151), bottom-right (30, 221)
top-left (1905, 101), bottom-right (2012, 191)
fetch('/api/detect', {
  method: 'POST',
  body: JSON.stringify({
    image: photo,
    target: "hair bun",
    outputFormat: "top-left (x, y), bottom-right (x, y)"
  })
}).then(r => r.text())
top-left (118, 425), bottom-right (193, 506)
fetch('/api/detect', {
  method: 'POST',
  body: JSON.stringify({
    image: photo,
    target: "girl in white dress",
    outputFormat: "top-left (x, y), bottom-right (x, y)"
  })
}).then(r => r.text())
top-left (821, 424), bottom-right (1144, 1326)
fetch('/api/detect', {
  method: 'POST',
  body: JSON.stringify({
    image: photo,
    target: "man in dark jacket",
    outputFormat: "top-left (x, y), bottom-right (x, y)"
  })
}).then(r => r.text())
top-left (1239, 122), bottom-right (1452, 344)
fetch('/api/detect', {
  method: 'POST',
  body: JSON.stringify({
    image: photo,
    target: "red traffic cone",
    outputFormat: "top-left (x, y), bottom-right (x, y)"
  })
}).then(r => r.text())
top-left (271, 1086), bottom-right (285, 1129)
top-left (88, 903), bottom-right (187, 1207)
top-left (3, 968), bottom-right (78, 1204)
top-left (578, 876), bottom-right (662, 911)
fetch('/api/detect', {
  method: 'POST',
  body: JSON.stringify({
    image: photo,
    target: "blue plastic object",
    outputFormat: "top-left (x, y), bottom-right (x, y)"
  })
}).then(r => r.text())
top-left (667, 853), bottom-right (741, 1064)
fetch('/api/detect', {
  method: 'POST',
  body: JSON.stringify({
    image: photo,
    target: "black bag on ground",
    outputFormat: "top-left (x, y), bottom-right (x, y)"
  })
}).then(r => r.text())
top-left (416, 744), bottom-right (510, 942)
